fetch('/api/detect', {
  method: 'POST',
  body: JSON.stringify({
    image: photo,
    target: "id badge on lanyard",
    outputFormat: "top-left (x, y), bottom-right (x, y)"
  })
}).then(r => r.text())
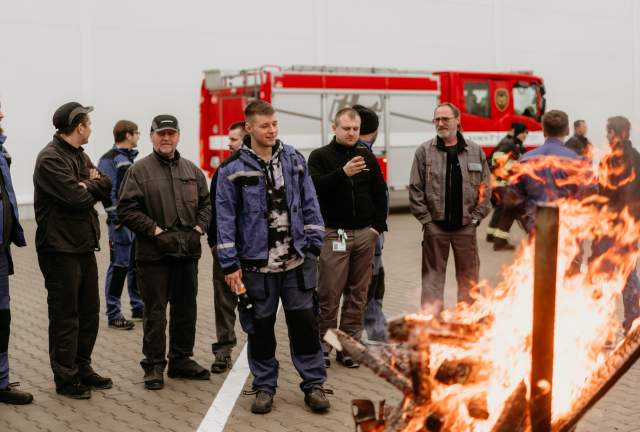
top-left (332, 229), bottom-right (348, 252)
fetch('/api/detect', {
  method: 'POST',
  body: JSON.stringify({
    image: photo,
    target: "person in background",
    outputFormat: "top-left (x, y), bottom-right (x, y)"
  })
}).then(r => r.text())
top-left (565, 119), bottom-right (592, 159)
top-left (486, 122), bottom-right (528, 251)
top-left (352, 104), bottom-right (388, 342)
top-left (208, 121), bottom-right (246, 374)
top-left (0, 101), bottom-right (32, 405)
top-left (409, 103), bottom-right (491, 313)
top-left (98, 120), bottom-right (144, 331)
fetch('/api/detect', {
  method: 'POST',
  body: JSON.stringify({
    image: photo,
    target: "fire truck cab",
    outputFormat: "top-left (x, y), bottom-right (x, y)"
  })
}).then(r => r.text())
top-left (199, 65), bottom-right (545, 203)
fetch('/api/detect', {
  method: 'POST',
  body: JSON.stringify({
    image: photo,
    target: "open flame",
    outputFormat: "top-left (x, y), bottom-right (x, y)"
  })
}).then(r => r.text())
top-left (346, 142), bottom-right (640, 431)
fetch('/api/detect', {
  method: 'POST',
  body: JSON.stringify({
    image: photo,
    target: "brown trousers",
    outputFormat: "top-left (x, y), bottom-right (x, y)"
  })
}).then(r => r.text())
top-left (421, 222), bottom-right (479, 311)
top-left (318, 227), bottom-right (378, 351)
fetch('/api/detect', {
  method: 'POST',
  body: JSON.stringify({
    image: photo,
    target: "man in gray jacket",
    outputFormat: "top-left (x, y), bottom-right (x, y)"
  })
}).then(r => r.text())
top-left (409, 103), bottom-right (491, 312)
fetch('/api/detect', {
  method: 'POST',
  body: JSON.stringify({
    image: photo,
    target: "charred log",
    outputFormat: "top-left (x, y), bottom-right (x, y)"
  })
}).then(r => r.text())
top-left (490, 381), bottom-right (528, 432)
top-left (434, 358), bottom-right (489, 385)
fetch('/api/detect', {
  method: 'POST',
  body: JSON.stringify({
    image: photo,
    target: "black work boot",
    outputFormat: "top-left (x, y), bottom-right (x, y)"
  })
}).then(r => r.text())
top-left (108, 317), bottom-right (135, 330)
top-left (81, 372), bottom-right (113, 390)
top-left (250, 390), bottom-right (274, 414)
top-left (304, 387), bottom-right (332, 413)
top-left (0, 383), bottom-right (34, 405)
top-left (144, 367), bottom-right (164, 390)
top-left (56, 376), bottom-right (91, 400)
top-left (210, 352), bottom-right (232, 374)
top-left (168, 358), bottom-right (210, 380)
top-left (336, 351), bottom-right (360, 368)
top-left (493, 238), bottom-right (516, 251)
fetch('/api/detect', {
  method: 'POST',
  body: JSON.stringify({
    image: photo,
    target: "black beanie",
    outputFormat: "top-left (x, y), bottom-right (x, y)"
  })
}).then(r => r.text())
top-left (512, 122), bottom-right (528, 136)
top-left (353, 104), bottom-right (379, 135)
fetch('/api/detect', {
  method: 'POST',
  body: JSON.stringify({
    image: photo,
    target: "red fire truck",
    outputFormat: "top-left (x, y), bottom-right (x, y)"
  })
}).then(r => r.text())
top-left (199, 65), bottom-right (546, 202)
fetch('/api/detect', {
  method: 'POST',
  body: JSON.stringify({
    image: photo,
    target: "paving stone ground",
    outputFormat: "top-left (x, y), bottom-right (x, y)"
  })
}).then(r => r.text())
top-left (0, 213), bottom-right (638, 431)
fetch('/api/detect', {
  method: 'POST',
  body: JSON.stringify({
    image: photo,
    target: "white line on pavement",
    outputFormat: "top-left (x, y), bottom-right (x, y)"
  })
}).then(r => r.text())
top-left (197, 342), bottom-right (250, 432)
top-left (197, 303), bottom-right (282, 432)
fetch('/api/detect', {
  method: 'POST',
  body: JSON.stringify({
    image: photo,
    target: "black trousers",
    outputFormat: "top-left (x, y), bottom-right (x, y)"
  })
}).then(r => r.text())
top-left (136, 258), bottom-right (198, 372)
top-left (212, 256), bottom-right (237, 356)
top-left (37, 252), bottom-right (99, 388)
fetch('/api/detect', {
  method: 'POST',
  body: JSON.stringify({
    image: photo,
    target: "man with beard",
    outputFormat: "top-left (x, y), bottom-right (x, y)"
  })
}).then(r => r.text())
top-left (409, 103), bottom-right (491, 312)
top-left (0, 101), bottom-right (32, 405)
top-left (118, 115), bottom-right (211, 390)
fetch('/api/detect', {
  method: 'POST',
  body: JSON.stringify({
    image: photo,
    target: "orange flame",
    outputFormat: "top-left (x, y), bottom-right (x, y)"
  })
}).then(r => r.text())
top-left (406, 144), bottom-right (640, 431)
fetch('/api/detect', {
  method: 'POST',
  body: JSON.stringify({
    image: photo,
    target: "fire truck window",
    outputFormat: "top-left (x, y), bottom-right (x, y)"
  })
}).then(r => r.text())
top-left (270, 94), bottom-right (322, 153)
top-left (513, 85), bottom-right (538, 118)
top-left (464, 82), bottom-right (490, 118)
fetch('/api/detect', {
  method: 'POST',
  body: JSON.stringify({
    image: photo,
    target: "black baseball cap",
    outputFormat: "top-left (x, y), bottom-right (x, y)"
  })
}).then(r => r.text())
top-left (150, 115), bottom-right (180, 133)
top-left (352, 104), bottom-right (379, 135)
top-left (52, 102), bottom-right (94, 130)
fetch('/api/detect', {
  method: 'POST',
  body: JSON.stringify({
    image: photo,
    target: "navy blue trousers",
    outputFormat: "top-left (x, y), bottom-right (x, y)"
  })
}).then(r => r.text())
top-left (241, 257), bottom-right (325, 394)
top-left (105, 224), bottom-right (143, 321)
top-left (0, 251), bottom-right (10, 389)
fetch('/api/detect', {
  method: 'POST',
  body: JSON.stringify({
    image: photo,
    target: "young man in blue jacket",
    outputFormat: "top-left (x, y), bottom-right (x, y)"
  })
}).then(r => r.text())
top-left (98, 120), bottom-right (144, 331)
top-left (215, 100), bottom-right (329, 414)
top-left (0, 102), bottom-right (32, 405)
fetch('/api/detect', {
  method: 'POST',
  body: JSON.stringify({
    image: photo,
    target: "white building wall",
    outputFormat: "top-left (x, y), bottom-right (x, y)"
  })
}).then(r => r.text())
top-left (1, 0), bottom-right (639, 208)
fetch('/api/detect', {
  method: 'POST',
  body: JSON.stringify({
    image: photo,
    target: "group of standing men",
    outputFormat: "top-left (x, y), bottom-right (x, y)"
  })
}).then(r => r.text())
top-left (2, 97), bottom-right (638, 417)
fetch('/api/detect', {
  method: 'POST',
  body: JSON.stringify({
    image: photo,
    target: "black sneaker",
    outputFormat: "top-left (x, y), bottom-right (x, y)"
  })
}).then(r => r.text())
top-left (108, 318), bottom-right (135, 330)
top-left (56, 377), bottom-right (91, 400)
top-left (250, 390), bottom-right (274, 414)
top-left (336, 352), bottom-right (360, 368)
top-left (131, 309), bottom-right (144, 321)
top-left (168, 359), bottom-right (210, 380)
top-left (211, 352), bottom-right (232, 374)
top-left (304, 387), bottom-right (332, 413)
top-left (144, 368), bottom-right (164, 390)
top-left (0, 383), bottom-right (34, 405)
top-left (81, 373), bottom-right (113, 390)
top-left (323, 352), bottom-right (331, 368)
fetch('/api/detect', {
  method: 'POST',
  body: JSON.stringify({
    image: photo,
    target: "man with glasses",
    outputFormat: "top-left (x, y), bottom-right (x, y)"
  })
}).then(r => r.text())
top-left (98, 120), bottom-right (144, 331)
top-left (34, 102), bottom-right (113, 399)
top-left (409, 103), bottom-right (491, 312)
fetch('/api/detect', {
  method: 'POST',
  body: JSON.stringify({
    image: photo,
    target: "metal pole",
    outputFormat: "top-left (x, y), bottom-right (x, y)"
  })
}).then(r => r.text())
top-left (530, 205), bottom-right (559, 432)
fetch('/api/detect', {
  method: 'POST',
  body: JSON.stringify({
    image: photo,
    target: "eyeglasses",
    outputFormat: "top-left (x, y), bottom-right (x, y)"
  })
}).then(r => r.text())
top-left (433, 117), bottom-right (455, 123)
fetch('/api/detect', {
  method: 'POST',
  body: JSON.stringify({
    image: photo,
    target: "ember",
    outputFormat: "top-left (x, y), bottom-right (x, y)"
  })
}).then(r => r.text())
top-left (325, 150), bottom-right (640, 431)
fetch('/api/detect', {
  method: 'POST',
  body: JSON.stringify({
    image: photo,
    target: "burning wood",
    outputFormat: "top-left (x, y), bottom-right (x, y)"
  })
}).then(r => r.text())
top-left (340, 151), bottom-right (640, 430)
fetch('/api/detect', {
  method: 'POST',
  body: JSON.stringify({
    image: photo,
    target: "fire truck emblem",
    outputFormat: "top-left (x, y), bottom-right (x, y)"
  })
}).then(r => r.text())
top-left (494, 88), bottom-right (509, 112)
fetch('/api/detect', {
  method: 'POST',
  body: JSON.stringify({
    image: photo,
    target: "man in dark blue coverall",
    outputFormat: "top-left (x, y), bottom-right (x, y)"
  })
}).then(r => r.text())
top-left (98, 120), bottom-right (144, 330)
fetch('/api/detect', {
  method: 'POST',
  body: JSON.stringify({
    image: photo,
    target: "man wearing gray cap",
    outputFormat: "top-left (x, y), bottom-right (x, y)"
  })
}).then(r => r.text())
top-left (118, 115), bottom-right (211, 390)
top-left (34, 102), bottom-right (113, 399)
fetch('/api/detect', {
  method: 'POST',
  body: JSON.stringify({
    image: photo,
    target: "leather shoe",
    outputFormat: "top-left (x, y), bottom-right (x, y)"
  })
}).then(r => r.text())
top-left (0, 383), bottom-right (34, 405)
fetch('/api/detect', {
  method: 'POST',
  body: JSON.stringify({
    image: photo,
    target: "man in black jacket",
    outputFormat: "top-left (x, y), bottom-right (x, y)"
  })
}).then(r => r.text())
top-left (207, 121), bottom-right (246, 374)
top-left (565, 120), bottom-right (592, 159)
top-left (34, 102), bottom-right (113, 399)
top-left (118, 115), bottom-right (211, 390)
top-left (308, 107), bottom-right (388, 368)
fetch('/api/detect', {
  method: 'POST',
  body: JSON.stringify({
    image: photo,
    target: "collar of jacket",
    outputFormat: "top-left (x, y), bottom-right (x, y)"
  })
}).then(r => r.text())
top-left (152, 149), bottom-right (180, 165)
top-left (240, 137), bottom-right (283, 165)
top-left (328, 136), bottom-right (360, 154)
top-left (435, 131), bottom-right (467, 153)
top-left (112, 144), bottom-right (139, 158)
top-left (544, 137), bottom-right (565, 147)
top-left (0, 134), bottom-right (6, 147)
top-left (358, 139), bottom-right (374, 152)
top-left (53, 134), bottom-right (84, 154)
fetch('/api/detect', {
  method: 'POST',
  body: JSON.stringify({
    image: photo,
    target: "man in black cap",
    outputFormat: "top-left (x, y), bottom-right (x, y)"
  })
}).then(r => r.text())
top-left (118, 114), bottom-right (211, 390)
top-left (352, 105), bottom-right (388, 342)
top-left (34, 102), bottom-right (113, 399)
top-left (486, 122), bottom-right (528, 250)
